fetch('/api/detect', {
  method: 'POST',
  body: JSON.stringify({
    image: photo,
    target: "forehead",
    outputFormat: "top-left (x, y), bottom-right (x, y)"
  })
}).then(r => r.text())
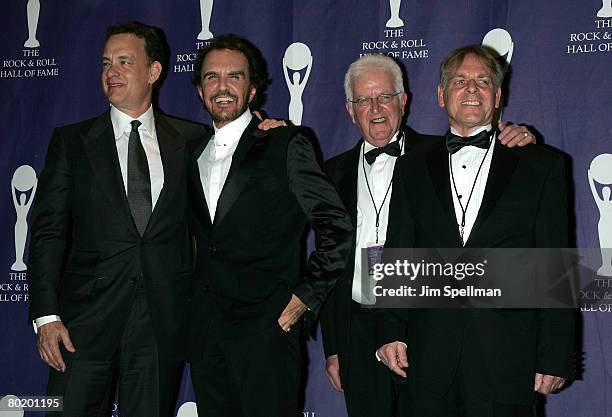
top-left (451, 54), bottom-right (491, 76)
top-left (352, 68), bottom-right (395, 94)
top-left (202, 48), bottom-right (250, 72)
top-left (103, 33), bottom-right (146, 56)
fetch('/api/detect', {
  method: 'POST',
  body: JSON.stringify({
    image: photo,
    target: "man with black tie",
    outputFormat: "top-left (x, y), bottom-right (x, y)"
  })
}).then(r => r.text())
top-left (377, 45), bottom-right (574, 417)
top-left (319, 54), bottom-right (537, 417)
top-left (27, 22), bottom-right (205, 417)
top-left (187, 35), bottom-right (353, 417)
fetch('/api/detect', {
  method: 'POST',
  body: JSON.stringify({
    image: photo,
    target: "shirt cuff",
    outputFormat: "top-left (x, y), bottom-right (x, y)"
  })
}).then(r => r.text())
top-left (33, 315), bottom-right (62, 334)
top-left (375, 341), bottom-right (407, 362)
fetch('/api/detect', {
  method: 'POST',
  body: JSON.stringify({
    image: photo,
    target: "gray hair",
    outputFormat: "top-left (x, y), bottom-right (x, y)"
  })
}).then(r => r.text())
top-left (344, 54), bottom-right (404, 101)
top-left (439, 45), bottom-right (505, 92)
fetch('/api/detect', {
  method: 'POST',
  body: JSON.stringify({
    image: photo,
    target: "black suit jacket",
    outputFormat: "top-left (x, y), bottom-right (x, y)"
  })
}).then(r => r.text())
top-left (188, 119), bottom-right (353, 354)
top-left (382, 137), bottom-right (575, 404)
top-left (27, 110), bottom-right (205, 360)
top-left (318, 127), bottom-right (436, 364)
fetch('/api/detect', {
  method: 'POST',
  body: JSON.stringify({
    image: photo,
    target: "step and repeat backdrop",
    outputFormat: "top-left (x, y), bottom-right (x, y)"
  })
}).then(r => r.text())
top-left (1, 1), bottom-right (611, 416)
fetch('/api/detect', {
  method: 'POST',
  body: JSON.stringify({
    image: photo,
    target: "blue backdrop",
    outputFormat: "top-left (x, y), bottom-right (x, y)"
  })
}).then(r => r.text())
top-left (2, 1), bottom-right (611, 416)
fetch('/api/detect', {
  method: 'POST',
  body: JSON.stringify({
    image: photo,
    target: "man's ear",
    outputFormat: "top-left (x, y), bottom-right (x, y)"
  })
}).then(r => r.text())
top-left (196, 86), bottom-right (204, 102)
top-left (494, 87), bottom-right (502, 109)
top-left (400, 92), bottom-right (408, 117)
top-left (346, 102), bottom-right (356, 124)
top-left (149, 61), bottom-right (162, 85)
top-left (248, 84), bottom-right (257, 104)
top-left (437, 85), bottom-right (446, 108)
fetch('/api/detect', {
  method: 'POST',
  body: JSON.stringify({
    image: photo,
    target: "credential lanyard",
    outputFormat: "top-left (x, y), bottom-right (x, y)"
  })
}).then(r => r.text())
top-left (361, 133), bottom-right (404, 244)
top-left (449, 130), bottom-right (494, 244)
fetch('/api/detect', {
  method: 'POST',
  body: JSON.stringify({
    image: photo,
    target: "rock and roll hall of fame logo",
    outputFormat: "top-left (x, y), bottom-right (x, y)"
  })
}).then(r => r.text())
top-left (283, 42), bottom-right (313, 126)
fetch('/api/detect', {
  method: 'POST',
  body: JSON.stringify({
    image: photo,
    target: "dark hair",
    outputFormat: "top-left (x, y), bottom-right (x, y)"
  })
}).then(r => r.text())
top-left (106, 22), bottom-right (168, 68)
top-left (439, 45), bottom-right (504, 91)
top-left (192, 34), bottom-right (270, 109)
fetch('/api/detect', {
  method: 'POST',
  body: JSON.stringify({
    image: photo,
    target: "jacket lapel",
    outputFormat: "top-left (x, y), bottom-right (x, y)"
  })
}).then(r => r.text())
top-left (213, 119), bottom-right (266, 226)
top-left (426, 140), bottom-right (463, 246)
top-left (146, 113), bottom-right (184, 231)
top-left (82, 111), bottom-right (138, 235)
top-left (465, 141), bottom-right (518, 247)
top-left (190, 129), bottom-right (213, 229)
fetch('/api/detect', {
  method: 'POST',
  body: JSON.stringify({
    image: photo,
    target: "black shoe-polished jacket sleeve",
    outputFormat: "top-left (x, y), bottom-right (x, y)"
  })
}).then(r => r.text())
top-left (285, 133), bottom-right (353, 316)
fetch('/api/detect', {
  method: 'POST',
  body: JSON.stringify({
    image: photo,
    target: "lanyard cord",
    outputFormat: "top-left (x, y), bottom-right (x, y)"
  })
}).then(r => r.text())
top-left (449, 131), bottom-right (494, 244)
top-left (361, 132), bottom-right (404, 244)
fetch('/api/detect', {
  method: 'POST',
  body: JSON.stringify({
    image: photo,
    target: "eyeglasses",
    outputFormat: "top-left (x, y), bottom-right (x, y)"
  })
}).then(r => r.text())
top-left (347, 92), bottom-right (402, 108)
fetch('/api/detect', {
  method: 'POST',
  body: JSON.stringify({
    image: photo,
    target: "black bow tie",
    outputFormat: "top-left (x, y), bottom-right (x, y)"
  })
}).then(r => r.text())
top-left (445, 129), bottom-right (493, 154)
top-left (364, 140), bottom-right (401, 165)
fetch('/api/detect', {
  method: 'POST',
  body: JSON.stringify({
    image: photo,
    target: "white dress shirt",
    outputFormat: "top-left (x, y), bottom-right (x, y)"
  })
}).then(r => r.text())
top-left (111, 104), bottom-right (164, 208)
top-left (448, 124), bottom-right (495, 245)
top-left (197, 110), bottom-right (253, 221)
top-left (352, 132), bottom-right (403, 305)
top-left (34, 104), bottom-right (165, 332)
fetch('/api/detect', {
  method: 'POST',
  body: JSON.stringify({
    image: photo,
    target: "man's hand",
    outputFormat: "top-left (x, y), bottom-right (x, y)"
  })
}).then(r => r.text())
top-left (534, 373), bottom-right (565, 394)
top-left (325, 354), bottom-right (343, 392)
top-left (498, 122), bottom-right (536, 147)
top-left (376, 341), bottom-right (409, 378)
top-left (37, 321), bottom-right (75, 372)
top-left (277, 294), bottom-right (307, 331)
top-left (253, 110), bottom-right (288, 131)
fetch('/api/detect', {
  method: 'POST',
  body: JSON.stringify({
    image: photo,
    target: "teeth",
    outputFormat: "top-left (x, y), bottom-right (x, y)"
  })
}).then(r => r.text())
top-left (214, 96), bottom-right (235, 103)
top-left (371, 117), bottom-right (386, 123)
top-left (462, 101), bottom-right (480, 106)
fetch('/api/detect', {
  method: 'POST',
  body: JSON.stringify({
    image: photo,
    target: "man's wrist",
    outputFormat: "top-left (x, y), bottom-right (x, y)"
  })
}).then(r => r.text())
top-left (33, 315), bottom-right (61, 334)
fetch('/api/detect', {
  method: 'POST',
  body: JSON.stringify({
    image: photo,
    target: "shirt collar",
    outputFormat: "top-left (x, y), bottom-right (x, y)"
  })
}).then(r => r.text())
top-left (110, 104), bottom-right (155, 141)
top-left (449, 124), bottom-right (492, 138)
top-left (213, 109), bottom-right (253, 146)
top-left (363, 130), bottom-right (401, 154)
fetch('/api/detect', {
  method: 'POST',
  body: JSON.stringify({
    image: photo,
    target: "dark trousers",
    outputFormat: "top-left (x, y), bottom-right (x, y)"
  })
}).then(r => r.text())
top-left (191, 322), bottom-right (301, 417)
top-left (342, 304), bottom-right (408, 417)
top-left (46, 287), bottom-right (183, 417)
top-left (406, 325), bottom-right (535, 417)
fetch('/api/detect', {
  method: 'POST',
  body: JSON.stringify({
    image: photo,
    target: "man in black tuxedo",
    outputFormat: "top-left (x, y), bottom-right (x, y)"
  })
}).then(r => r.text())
top-left (27, 22), bottom-right (205, 417)
top-left (319, 54), bottom-right (538, 417)
top-left (377, 45), bottom-right (574, 417)
top-left (187, 35), bottom-right (353, 417)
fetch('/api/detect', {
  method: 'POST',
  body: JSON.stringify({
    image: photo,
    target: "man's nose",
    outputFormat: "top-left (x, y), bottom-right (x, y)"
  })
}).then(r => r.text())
top-left (218, 75), bottom-right (228, 89)
top-left (369, 97), bottom-right (381, 112)
top-left (466, 79), bottom-right (478, 93)
top-left (105, 62), bottom-right (119, 77)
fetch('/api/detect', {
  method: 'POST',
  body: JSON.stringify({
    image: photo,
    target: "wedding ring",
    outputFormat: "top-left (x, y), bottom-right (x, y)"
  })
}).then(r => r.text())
top-left (523, 132), bottom-right (529, 137)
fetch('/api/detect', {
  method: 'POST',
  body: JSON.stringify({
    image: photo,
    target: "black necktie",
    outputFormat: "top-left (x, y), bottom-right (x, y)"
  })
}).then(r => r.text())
top-left (127, 120), bottom-right (152, 236)
top-left (445, 129), bottom-right (492, 154)
top-left (364, 139), bottom-right (401, 165)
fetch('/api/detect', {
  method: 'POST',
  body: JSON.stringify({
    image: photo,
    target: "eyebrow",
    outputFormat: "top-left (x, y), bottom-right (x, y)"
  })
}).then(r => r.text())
top-left (202, 70), bottom-right (246, 78)
top-left (452, 72), bottom-right (491, 79)
top-left (102, 54), bottom-right (133, 62)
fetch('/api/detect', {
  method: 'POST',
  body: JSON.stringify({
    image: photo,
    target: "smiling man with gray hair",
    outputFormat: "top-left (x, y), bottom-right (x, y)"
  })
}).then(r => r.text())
top-left (320, 52), bottom-right (537, 417)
